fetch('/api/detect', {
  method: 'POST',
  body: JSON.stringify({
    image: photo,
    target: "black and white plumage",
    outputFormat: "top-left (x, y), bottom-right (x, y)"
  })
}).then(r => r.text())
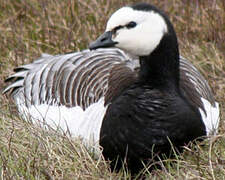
top-left (4, 3), bottom-right (219, 172)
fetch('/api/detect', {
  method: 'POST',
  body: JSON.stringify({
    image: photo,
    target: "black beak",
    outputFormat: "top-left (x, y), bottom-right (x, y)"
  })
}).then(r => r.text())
top-left (89, 31), bottom-right (117, 50)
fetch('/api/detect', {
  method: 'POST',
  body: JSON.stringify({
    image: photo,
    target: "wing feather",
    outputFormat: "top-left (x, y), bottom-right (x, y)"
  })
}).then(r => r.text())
top-left (4, 49), bottom-right (217, 115)
top-left (179, 56), bottom-right (216, 115)
top-left (4, 49), bottom-right (133, 110)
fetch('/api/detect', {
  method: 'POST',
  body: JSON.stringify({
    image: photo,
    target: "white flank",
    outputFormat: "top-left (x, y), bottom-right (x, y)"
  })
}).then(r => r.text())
top-left (15, 96), bottom-right (107, 154)
top-left (199, 97), bottom-right (220, 135)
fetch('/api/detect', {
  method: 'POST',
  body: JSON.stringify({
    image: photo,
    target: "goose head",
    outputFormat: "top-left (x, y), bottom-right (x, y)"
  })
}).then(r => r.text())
top-left (89, 3), bottom-right (176, 57)
top-left (90, 3), bottom-right (180, 85)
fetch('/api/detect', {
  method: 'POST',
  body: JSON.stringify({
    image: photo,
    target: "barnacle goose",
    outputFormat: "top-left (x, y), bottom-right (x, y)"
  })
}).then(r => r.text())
top-left (4, 3), bottom-right (219, 172)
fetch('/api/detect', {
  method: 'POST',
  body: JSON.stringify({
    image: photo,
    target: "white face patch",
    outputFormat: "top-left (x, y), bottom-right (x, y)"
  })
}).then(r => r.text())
top-left (106, 7), bottom-right (168, 56)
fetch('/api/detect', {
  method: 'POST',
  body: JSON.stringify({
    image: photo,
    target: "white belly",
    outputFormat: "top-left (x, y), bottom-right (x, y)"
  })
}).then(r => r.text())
top-left (199, 97), bottom-right (220, 135)
top-left (15, 96), bottom-right (107, 154)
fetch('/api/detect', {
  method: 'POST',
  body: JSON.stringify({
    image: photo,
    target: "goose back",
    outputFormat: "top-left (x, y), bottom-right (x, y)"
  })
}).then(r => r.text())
top-left (3, 48), bottom-right (219, 145)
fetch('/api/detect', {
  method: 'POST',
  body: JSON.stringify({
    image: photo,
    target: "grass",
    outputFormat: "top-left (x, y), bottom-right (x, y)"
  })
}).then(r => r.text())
top-left (0, 0), bottom-right (225, 179)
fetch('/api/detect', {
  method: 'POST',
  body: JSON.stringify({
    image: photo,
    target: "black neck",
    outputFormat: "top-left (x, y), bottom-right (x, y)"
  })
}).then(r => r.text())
top-left (139, 30), bottom-right (180, 90)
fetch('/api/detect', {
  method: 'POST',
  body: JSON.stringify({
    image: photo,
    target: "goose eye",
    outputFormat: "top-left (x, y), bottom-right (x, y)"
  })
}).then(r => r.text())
top-left (126, 21), bottom-right (137, 29)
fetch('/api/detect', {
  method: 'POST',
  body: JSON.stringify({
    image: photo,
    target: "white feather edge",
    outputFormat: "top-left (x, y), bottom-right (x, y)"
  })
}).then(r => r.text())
top-left (15, 96), bottom-right (107, 155)
top-left (199, 97), bottom-right (220, 135)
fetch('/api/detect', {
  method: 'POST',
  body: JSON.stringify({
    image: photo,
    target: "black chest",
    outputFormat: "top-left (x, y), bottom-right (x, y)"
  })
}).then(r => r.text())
top-left (99, 84), bottom-right (206, 172)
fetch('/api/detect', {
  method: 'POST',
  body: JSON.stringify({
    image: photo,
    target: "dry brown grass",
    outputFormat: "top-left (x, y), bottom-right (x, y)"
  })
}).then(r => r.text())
top-left (0, 0), bottom-right (225, 179)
